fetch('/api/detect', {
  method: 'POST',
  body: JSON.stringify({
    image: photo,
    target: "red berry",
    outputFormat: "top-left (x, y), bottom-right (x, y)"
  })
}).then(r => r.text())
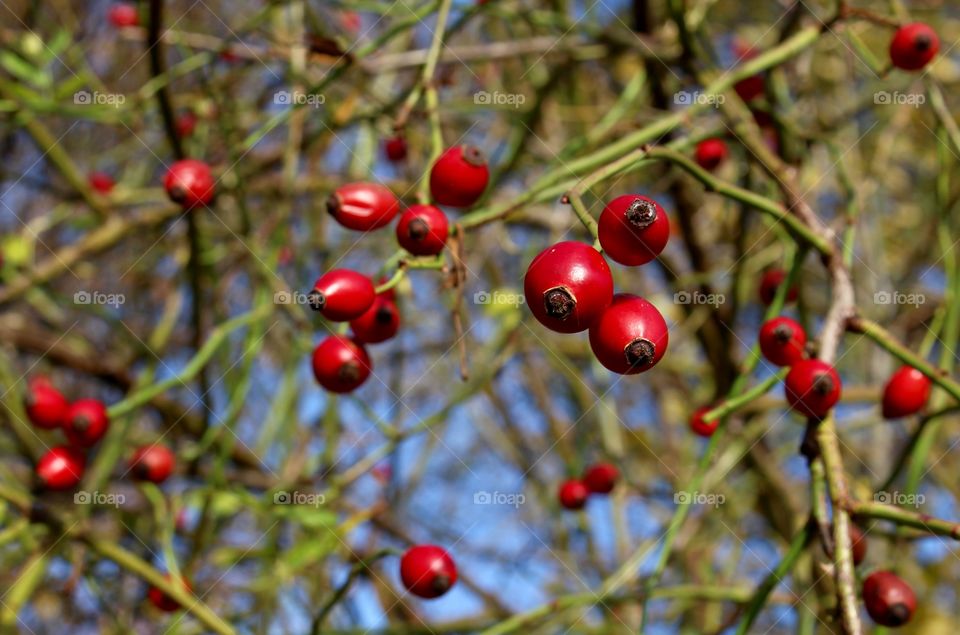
top-left (889, 23), bottom-right (939, 71)
top-left (340, 11), bottom-right (362, 33)
top-left (524, 241), bottom-right (613, 334)
top-left (588, 294), bottom-right (669, 374)
top-left (862, 570), bottom-right (915, 627)
top-left (597, 195), bottom-right (670, 266)
top-left (849, 523), bottom-right (867, 567)
top-left (176, 112), bottom-right (198, 138)
top-left (308, 269), bottom-right (376, 321)
top-left (312, 335), bottom-right (372, 393)
top-left (400, 545), bottom-right (457, 599)
top-left (758, 316), bottom-right (807, 367)
top-left (784, 359), bottom-right (841, 419)
top-left (731, 44), bottom-right (764, 101)
top-left (36, 446), bottom-right (85, 490)
top-left (558, 479), bottom-right (589, 510)
top-left (350, 295), bottom-right (400, 344)
top-left (694, 139), bottom-right (728, 171)
top-left (108, 3), bottom-right (139, 28)
top-left (582, 463), bottom-right (619, 494)
top-left (689, 405), bottom-right (719, 437)
top-left (164, 159), bottom-right (215, 209)
top-left (148, 575), bottom-right (192, 612)
top-left (88, 171), bottom-right (115, 195)
top-left (327, 182), bottom-right (401, 231)
top-left (24, 377), bottom-right (68, 430)
top-left (758, 268), bottom-right (798, 306)
top-left (63, 399), bottom-right (110, 447)
top-left (881, 365), bottom-right (931, 419)
top-left (130, 444), bottom-right (175, 484)
top-left (218, 48), bottom-right (240, 63)
top-left (384, 136), bottom-right (408, 162)
top-left (734, 74), bottom-right (765, 101)
top-left (396, 204), bottom-right (449, 256)
top-left (429, 145), bottom-right (489, 208)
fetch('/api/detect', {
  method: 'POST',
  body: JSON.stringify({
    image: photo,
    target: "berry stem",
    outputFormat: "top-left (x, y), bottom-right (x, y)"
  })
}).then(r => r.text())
top-left (562, 192), bottom-right (599, 238)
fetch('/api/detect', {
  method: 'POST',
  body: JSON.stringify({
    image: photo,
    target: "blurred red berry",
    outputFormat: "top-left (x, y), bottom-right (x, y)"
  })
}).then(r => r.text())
top-left (890, 23), bottom-right (939, 71)
top-left (558, 479), bottom-right (589, 510)
top-left (24, 377), bottom-right (68, 430)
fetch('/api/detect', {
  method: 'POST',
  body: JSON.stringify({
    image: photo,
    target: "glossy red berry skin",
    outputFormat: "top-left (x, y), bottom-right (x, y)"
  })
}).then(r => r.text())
top-left (429, 145), bottom-right (489, 208)
top-left (312, 336), bottom-right (372, 393)
top-left (694, 139), bottom-right (728, 171)
top-left (350, 295), bottom-right (400, 344)
top-left (384, 136), bottom-right (408, 162)
top-left (889, 23), bottom-right (939, 71)
top-left (308, 270), bottom-right (376, 322)
top-left (882, 366), bottom-right (931, 419)
top-left (88, 171), bottom-right (115, 195)
top-left (759, 269), bottom-right (798, 306)
top-left (558, 479), bottom-right (589, 510)
top-left (524, 241), bottom-right (613, 334)
top-left (582, 463), bottom-right (619, 494)
top-left (327, 182), bottom-right (400, 231)
top-left (597, 195), bottom-right (670, 266)
top-left (108, 3), bottom-right (139, 28)
top-left (759, 316), bottom-right (807, 367)
top-left (24, 377), bottom-right (69, 430)
top-left (784, 359), bottom-right (841, 419)
top-left (862, 571), bottom-right (915, 627)
top-left (148, 576), bottom-right (192, 612)
top-left (63, 399), bottom-right (110, 447)
top-left (36, 446), bottom-right (85, 490)
top-left (689, 405), bottom-right (719, 437)
top-left (164, 159), bottom-right (215, 209)
top-left (849, 524), bottom-right (867, 567)
top-left (589, 294), bottom-right (669, 374)
top-left (396, 205), bottom-right (449, 256)
top-left (130, 444), bottom-right (175, 484)
top-left (400, 545), bottom-right (457, 599)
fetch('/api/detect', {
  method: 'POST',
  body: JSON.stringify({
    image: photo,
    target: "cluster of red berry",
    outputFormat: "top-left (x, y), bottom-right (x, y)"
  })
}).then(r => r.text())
top-left (25, 377), bottom-right (173, 490)
top-left (313, 146), bottom-right (489, 600)
top-left (691, 267), bottom-right (932, 439)
top-left (557, 463), bottom-right (620, 510)
top-left (308, 145), bottom-right (488, 394)
top-left (525, 195), bottom-right (670, 374)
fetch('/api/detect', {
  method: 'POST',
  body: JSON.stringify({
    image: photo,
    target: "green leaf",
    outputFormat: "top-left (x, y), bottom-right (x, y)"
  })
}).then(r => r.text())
top-left (46, 31), bottom-right (71, 59)
top-left (280, 532), bottom-right (337, 571)
top-left (0, 52), bottom-right (43, 87)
